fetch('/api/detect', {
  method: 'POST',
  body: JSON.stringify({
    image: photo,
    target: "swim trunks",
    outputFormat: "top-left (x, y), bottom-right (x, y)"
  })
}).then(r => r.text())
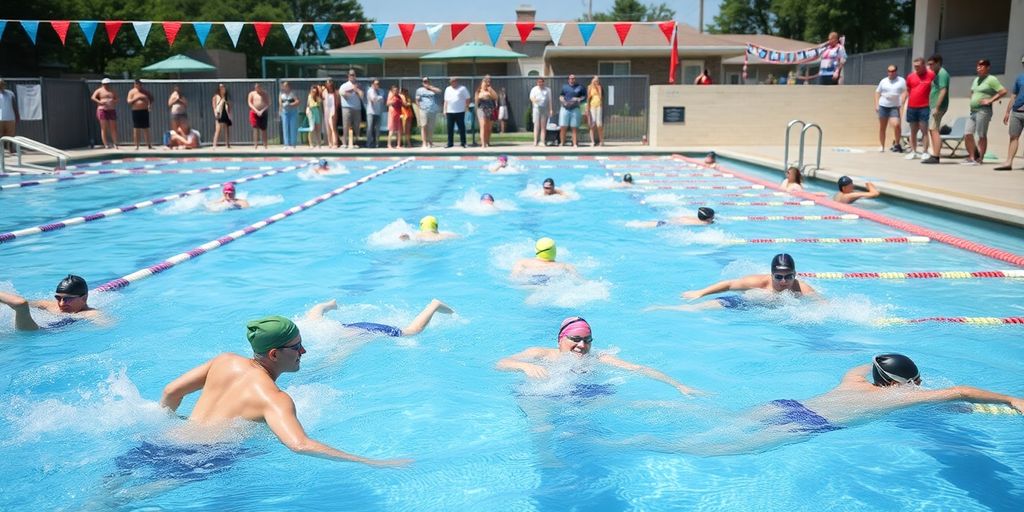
top-left (655, 220), bottom-right (668, 228)
top-left (115, 441), bottom-right (244, 483)
top-left (96, 107), bottom-right (116, 121)
top-left (518, 383), bottom-right (615, 401)
top-left (45, 317), bottom-right (78, 329)
top-left (343, 322), bottom-right (403, 337)
top-left (249, 110), bottom-right (268, 130)
top-left (716, 295), bottom-right (750, 309)
top-left (764, 399), bottom-right (843, 434)
top-left (528, 274), bottom-right (552, 285)
top-left (131, 109), bottom-right (150, 129)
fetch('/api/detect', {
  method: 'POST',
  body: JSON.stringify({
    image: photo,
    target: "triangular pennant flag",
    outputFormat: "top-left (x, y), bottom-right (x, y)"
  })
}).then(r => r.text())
top-left (253, 22), bottom-right (272, 46)
top-left (79, 21), bottom-right (98, 44)
top-left (426, 23), bottom-right (443, 45)
top-left (658, 21), bottom-right (674, 42)
top-left (516, 22), bottom-right (534, 44)
top-left (283, 22), bottom-right (303, 47)
top-left (20, 21), bottom-right (39, 44)
top-left (193, 22), bottom-right (211, 46)
top-left (370, 23), bottom-right (388, 47)
top-left (313, 23), bottom-right (331, 47)
top-left (340, 22), bottom-right (360, 45)
top-left (613, 23), bottom-right (631, 45)
top-left (51, 21), bottom-right (71, 45)
top-left (224, 22), bottom-right (244, 47)
top-left (132, 21), bottom-right (151, 45)
top-left (450, 22), bottom-right (468, 40)
top-left (485, 23), bottom-right (503, 46)
top-left (163, 21), bottom-right (182, 46)
top-left (104, 21), bottom-right (122, 44)
top-left (546, 23), bottom-right (565, 46)
top-left (398, 23), bottom-right (415, 46)
top-left (577, 23), bottom-right (595, 46)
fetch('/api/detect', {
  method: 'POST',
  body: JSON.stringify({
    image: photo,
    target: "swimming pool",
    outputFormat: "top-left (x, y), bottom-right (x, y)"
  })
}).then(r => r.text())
top-left (1, 154), bottom-right (1021, 510)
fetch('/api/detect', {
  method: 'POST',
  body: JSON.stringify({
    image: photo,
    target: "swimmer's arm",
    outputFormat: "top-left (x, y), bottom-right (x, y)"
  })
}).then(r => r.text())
top-left (80, 308), bottom-right (114, 327)
top-left (845, 182), bottom-right (881, 201)
top-left (496, 348), bottom-right (550, 379)
top-left (682, 277), bottom-right (746, 300)
top-left (160, 359), bottom-right (215, 412)
top-left (0, 291), bottom-right (41, 330)
top-left (915, 386), bottom-right (1024, 413)
top-left (797, 280), bottom-right (822, 300)
top-left (599, 354), bottom-right (704, 396)
top-left (510, 260), bottom-right (528, 276)
top-left (839, 364), bottom-right (872, 385)
top-left (236, 198), bottom-right (250, 208)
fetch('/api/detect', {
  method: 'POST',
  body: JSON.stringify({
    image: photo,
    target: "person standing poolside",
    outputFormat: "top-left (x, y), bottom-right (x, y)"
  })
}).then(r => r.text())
top-left (0, 275), bottom-right (104, 331)
top-left (511, 237), bottom-right (578, 278)
top-left (496, 316), bottom-right (702, 396)
top-left (279, 81), bottom-right (300, 149)
top-left (587, 76), bottom-right (604, 146)
top-left (921, 54), bottom-right (950, 165)
top-left (304, 298), bottom-right (453, 338)
top-left (247, 83), bottom-right (270, 149)
top-left (962, 59), bottom-right (1007, 166)
top-left (694, 68), bottom-right (713, 86)
top-left (211, 84), bottom-right (232, 149)
top-left (91, 78), bottom-right (119, 149)
top-left (559, 74), bottom-right (586, 147)
top-left (339, 70), bottom-right (364, 149)
top-left (386, 85), bottom-right (404, 149)
top-left (0, 79), bottom-right (20, 155)
top-left (167, 86), bottom-right (188, 132)
top-left (365, 79), bottom-right (385, 149)
top-left (126, 79), bottom-right (153, 150)
top-left (160, 315), bottom-right (411, 466)
top-left (476, 75), bottom-right (498, 149)
top-left (903, 58), bottom-right (934, 159)
top-left (323, 80), bottom-right (339, 148)
top-left (529, 77), bottom-right (553, 146)
top-left (995, 56), bottom-right (1024, 171)
top-left (875, 65), bottom-right (907, 153)
top-left (305, 85), bottom-right (322, 148)
top-left (817, 32), bottom-right (847, 85)
top-left (399, 88), bottom-right (414, 149)
top-left (630, 207), bottom-right (715, 229)
top-left (443, 77), bottom-right (470, 148)
top-left (833, 175), bottom-right (880, 204)
top-left (416, 77), bottom-right (442, 148)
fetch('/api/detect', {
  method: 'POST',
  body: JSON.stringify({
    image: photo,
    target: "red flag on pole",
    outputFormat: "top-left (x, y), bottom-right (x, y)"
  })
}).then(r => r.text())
top-left (450, 22), bottom-right (468, 40)
top-left (253, 22), bottom-right (272, 46)
top-left (104, 21), bottom-right (122, 44)
top-left (398, 23), bottom-right (415, 46)
top-left (668, 22), bottom-right (679, 84)
top-left (613, 23), bottom-right (632, 45)
top-left (51, 21), bottom-right (71, 45)
top-left (340, 22), bottom-right (360, 45)
top-left (516, 22), bottom-right (534, 44)
top-left (163, 21), bottom-right (182, 46)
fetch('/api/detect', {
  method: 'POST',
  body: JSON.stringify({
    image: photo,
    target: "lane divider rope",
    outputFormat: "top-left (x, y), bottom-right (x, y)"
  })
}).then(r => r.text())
top-left (722, 214), bottom-right (859, 222)
top-left (799, 270), bottom-right (1024, 279)
top-left (876, 316), bottom-right (1024, 326)
top-left (724, 236), bottom-right (931, 245)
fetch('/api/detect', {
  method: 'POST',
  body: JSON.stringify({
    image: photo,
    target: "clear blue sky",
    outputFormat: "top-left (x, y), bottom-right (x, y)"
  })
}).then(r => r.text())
top-left (361, 1), bottom-right (722, 28)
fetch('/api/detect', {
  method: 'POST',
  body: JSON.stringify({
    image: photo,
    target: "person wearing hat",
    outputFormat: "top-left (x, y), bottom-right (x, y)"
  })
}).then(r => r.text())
top-left (213, 182), bottom-right (249, 209)
top-left (90, 78), bottom-right (119, 149)
top-left (0, 79), bottom-right (21, 155)
top-left (962, 59), bottom-right (1007, 166)
top-left (415, 77), bottom-right (442, 148)
top-left (995, 55), bottom-right (1024, 171)
top-left (159, 315), bottom-right (412, 466)
top-left (443, 77), bottom-right (470, 148)
top-left (0, 275), bottom-right (104, 330)
top-left (833, 175), bottom-right (880, 204)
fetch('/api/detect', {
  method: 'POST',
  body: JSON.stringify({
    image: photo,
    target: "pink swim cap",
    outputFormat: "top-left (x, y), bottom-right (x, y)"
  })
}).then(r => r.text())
top-left (222, 182), bottom-right (236, 193)
top-left (558, 316), bottom-right (592, 340)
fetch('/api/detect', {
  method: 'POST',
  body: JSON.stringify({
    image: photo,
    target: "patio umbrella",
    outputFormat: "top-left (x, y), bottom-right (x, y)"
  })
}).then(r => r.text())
top-left (141, 54), bottom-right (216, 77)
top-left (420, 41), bottom-right (527, 76)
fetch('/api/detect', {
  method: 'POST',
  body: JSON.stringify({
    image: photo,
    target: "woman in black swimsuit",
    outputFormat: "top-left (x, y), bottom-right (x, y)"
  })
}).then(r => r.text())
top-left (475, 75), bottom-right (498, 148)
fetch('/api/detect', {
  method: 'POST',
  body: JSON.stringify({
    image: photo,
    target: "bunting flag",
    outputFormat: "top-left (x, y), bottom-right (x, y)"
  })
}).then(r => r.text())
top-left (163, 21), bottom-right (182, 46)
top-left (20, 20), bottom-right (39, 44)
top-left (79, 20), bottom-right (98, 44)
top-left (577, 23), bottom-right (595, 46)
top-left (313, 23), bottom-right (331, 47)
top-left (546, 23), bottom-right (565, 46)
top-left (224, 22), bottom-right (244, 47)
top-left (485, 23), bottom-right (503, 46)
top-left (398, 23), bottom-right (415, 46)
top-left (658, 20), bottom-right (674, 42)
top-left (450, 22), bottom-right (468, 40)
top-left (193, 22), bottom-right (212, 46)
top-left (104, 21), bottom-right (122, 44)
top-left (253, 22), bottom-right (272, 46)
top-left (0, 21), bottom-right (6, 41)
top-left (340, 22), bottom-right (360, 45)
top-left (370, 23), bottom-right (388, 47)
top-left (613, 23), bottom-right (631, 45)
top-left (745, 41), bottom-right (828, 64)
top-left (515, 22), bottom-right (534, 44)
top-left (132, 21), bottom-right (151, 45)
top-left (283, 22), bottom-right (303, 47)
top-left (51, 21), bottom-right (71, 45)
top-left (425, 23), bottom-right (443, 45)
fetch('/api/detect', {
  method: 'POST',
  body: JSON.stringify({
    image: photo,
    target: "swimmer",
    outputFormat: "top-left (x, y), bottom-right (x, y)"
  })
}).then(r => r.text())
top-left (704, 151), bottom-right (718, 167)
top-left (304, 298), bottom-right (453, 338)
top-left (160, 315), bottom-right (411, 466)
top-left (480, 193), bottom-right (496, 205)
top-left (647, 253), bottom-right (818, 311)
top-left (641, 354), bottom-right (1024, 456)
top-left (495, 316), bottom-right (703, 396)
top-left (540, 177), bottom-right (565, 196)
top-left (833, 175), bottom-right (880, 204)
top-left (611, 173), bottom-right (634, 189)
top-left (215, 182), bottom-right (250, 209)
top-left (399, 215), bottom-right (458, 242)
top-left (0, 275), bottom-right (105, 330)
top-left (488, 155), bottom-right (510, 173)
top-left (631, 207), bottom-right (715, 229)
top-left (315, 158), bottom-right (330, 174)
top-left (780, 166), bottom-right (804, 192)
top-left (511, 237), bottom-right (578, 278)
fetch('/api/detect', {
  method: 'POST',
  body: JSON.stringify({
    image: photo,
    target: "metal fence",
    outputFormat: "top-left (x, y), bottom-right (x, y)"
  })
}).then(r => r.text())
top-left (5, 75), bottom-right (650, 150)
top-left (935, 32), bottom-right (1008, 76)
top-left (843, 47), bottom-right (912, 85)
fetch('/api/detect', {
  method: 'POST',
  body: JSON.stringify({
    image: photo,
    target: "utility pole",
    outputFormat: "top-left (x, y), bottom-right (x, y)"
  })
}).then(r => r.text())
top-left (699, 0), bottom-right (704, 33)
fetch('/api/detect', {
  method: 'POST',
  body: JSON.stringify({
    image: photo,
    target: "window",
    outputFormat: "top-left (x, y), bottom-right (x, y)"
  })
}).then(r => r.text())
top-left (527, 70), bottom-right (540, 77)
top-left (598, 61), bottom-right (630, 76)
top-left (420, 63), bottom-right (447, 78)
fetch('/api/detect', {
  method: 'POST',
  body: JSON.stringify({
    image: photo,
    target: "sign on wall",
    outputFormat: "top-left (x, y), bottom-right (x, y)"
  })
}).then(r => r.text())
top-left (662, 106), bottom-right (684, 124)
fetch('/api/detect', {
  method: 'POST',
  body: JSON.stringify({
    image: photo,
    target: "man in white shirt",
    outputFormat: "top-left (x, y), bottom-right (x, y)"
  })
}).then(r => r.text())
top-left (338, 69), bottom-right (364, 149)
top-left (529, 77), bottom-right (553, 146)
top-left (874, 65), bottom-right (907, 153)
top-left (443, 77), bottom-right (470, 148)
top-left (365, 79), bottom-right (385, 149)
top-left (0, 79), bottom-right (19, 155)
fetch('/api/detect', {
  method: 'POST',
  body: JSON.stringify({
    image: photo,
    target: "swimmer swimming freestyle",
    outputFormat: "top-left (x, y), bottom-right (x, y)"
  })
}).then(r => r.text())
top-left (304, 298), bottom-right (453, 338)
top-left (0, 274), bottom-right (106, 330)
top-left (399, 215), bottom-right (459, 242)
top-left (630, 207), bottom-right (715, 229)
top-left (510, 237), bottom-right (579, 280)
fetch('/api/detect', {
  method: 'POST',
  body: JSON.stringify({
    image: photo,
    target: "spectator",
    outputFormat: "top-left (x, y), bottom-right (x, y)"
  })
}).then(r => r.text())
top-left (168, 86), bottom-right (188, 131)
top-left (126, 79), bottom-right (152, 150)
top-left (247, 83), bottom-right (270, 149)
top-left (921, 54), bottom-right (950, 165)
top-left (817, 32), bottom-right (847, 85)
top-left (211, 83), bottom-right (232, 149)
top-left (874, 64), bottom-right (907, 153)
top-left (306, 85), bottom-right (322, 148)
top-left (443, 77), bottom-right (470, 148)
top-left (995, 56), bottom-right (1024, 171)
top-left (476, 75), bottom-right (498, 148)
top-left (90, 78), bottom-right (119, 149)
top-left (339, 69), bottom-right (364, 149)
top-left (903, 58), bottom-right (934, 159)
top-left (529, 77), bottom-right (553, 147)
top-left (963, 59), bottom-right (1007, 166)
top-left (366, 79), bottom-right (385, 149)
top-left (279, 81), bottom-right (300, 149)
top-left (400, 87), bottom-right (414, 148)
top-left (694, 68), bottom-right (713, 85)
top-left (587, 76), bottom-right (604, 146)
top-left (497, 88), bottom-right (509, 134)
top-left (0, 79), bottom-right (16, 155)
top-left (781, 166), bottom-right (803, 192)
top-left (323, 79), bottom-right (339, 148)
top-left (559, 74), bottom-right (586, 147)
top-left (168, 118), bottom-right (200, 150)
top-left (416, 77), bottom-right (442, 148)
top-left (386, 84), bottom-right (403, 149)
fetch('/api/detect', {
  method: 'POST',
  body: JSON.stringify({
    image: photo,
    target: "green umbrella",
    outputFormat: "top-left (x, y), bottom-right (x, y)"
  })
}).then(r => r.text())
top-left (420, 41), bottom-right (527, 76)
top-left (142, 54), bottom-right (216, 75)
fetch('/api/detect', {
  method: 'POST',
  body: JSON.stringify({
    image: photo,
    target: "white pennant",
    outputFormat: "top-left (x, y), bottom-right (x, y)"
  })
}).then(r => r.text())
top-left (132, 21), bottom-right (152, 45)
top-left (283, 22), bottom-right (303, 47)
top-left (546, 23), bottom-right (565, 46)
top-left (425, 23), bottom-right (443, 45)
top-left (224, 22), bottom-right (244, 47)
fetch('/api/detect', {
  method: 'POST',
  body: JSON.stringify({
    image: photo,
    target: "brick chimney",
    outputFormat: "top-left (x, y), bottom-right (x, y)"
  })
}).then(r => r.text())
top-left (515, 5), bottom-right (536, 22)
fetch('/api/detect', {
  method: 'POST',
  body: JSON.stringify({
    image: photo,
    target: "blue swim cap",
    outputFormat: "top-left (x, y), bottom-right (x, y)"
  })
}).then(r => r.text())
top-left (837, 176), bottom-right (853, 189)
top-left (319, 158), bottom-right (328, 167)
top-left (481, 193), bottom-right (495, 202)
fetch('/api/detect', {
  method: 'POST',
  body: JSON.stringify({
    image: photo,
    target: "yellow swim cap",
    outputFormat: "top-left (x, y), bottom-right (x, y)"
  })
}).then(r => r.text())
top-left (420, 215), bottom-right (439, 233)
top-left (535, 237), bottom-right (556, 261)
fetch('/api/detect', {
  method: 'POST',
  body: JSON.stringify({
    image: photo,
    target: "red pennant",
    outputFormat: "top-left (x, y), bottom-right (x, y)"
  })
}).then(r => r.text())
top-left (613, 23), bottom-right (632, 45)
top-left (658, 21), bottom-right (674, 43)
top-left (163, 21), bottom-right (182, 46)
top-left (450, 22), bottom-right (468, 40)
top-left (51, 21), bottom-right (71, 45)
top-left (104, 21), bottom-right (122, 44)
top-left (398, 23), bottom-right (415, 46)
top-left (340, 22), bottom-right (360, 45)
top-left (515, 22), bottom-right (534, 44)
top-left (253, 22), bottom-right (272, 46)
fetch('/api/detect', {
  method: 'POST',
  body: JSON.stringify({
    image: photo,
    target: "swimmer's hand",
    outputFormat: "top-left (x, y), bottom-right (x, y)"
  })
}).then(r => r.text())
top-left (522, 364), bottom-right (550, 380)
top-left (681, 290), bottom-right (701, 300)
top-left (1010, 398), bottom-right (1024, 414)
top-left (367, 457), bottom-right (414, 468)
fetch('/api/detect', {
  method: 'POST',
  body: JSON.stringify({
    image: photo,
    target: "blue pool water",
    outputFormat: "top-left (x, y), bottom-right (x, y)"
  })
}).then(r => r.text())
top-left (1, 155), bottom-right (1022, 510)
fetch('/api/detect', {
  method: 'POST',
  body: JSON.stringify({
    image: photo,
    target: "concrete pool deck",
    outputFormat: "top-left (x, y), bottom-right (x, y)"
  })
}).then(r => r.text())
top-left (6, 142), bottom-right (1023, 228)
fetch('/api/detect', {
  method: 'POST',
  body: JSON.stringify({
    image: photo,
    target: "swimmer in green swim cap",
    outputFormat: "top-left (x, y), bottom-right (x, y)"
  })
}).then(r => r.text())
top-left (398, 215), bottom-right (459, 242)
top-left (0, 274), bottom-right (106, 331)
top-left (510, 237), bottom-right (579, 279)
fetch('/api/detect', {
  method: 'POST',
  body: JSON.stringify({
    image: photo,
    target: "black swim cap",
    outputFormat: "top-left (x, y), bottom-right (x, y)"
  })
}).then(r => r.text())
top-left (771, 253), bottom-right (795, 272)
top-left (837, 176), bottom-right (853, 190)
top-left (543, 178), bottom-right (555, 187)
top-left (623, 173), bottom-right (633, 183)
top-left (872, 354), bottom-right (921, 386)
top-left (55, 274), bottom-right (88, 296)
top-left (697, 207), bottom-right (715, 221)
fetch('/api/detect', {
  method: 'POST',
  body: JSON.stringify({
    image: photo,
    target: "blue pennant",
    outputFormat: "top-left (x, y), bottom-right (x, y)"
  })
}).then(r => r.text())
top-left (370, 23), bottom-right (389, 47)
top-left (313, 23), bottom-right (331, 47)
top-left (193, 22), bottom-right (212, 46)
top-left (485, 23), bottom-right (503, 46)
top-left (578, 23), bottom-right (595, 45)
top-left (20, 20), bottom-right (39, 44)
top-left (79, 21), bottom-right (98, 44)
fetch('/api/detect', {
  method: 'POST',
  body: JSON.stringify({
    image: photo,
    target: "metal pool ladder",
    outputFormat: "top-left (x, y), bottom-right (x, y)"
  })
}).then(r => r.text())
top-left (784, 120), bottom-right (823, 172)
top-left (0, 136), bottom-right (69, 174)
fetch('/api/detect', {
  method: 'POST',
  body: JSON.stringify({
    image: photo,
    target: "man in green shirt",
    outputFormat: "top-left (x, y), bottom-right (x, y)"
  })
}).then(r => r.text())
top-left (962, 59), bottom-right (1007, 166)
top-left (921, 54), bottom-right (950, 164)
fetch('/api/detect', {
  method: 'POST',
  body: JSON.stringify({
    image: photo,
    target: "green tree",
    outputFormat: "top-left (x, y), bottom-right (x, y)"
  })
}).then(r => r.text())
top-left (708, 0), bottom-right (775, 35)
top-left (643, 3), bottom-right (677, 22)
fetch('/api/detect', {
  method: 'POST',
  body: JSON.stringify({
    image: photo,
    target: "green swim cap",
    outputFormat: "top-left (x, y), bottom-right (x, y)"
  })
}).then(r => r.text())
top-left (420, 215), bottom-right (439, 233)
top-left (535, 237), bottom-right (556, 261)
top-left (247, 315), bottom-right (300, 354)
